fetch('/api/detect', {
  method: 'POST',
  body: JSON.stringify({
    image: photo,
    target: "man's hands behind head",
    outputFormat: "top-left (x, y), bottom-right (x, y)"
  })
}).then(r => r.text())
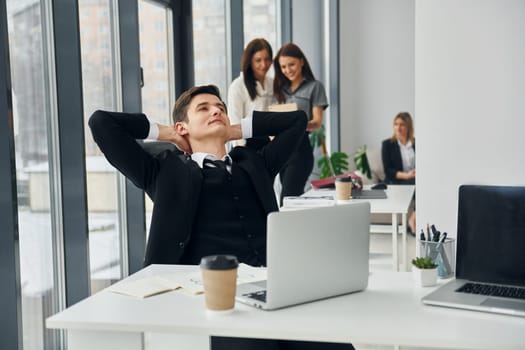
top-left (158, 124), bottom-right (192, 154)
top-left (228, 124), bottom-right (242, 142)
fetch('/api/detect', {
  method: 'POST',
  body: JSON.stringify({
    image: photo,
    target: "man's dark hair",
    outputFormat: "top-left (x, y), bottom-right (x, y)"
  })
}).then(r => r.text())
top-left (172, 85), bottom-right (226, 124)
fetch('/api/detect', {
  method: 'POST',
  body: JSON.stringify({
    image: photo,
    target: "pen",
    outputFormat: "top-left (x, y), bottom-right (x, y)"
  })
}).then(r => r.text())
top-left (426, 223), bottom-right (431, 241)
top-left (435, 232), bottom-right (451, 276)
top-left (420, 229), bottom-right (429, 256)
top-left (433, 231), bottom-right (441, 242)
top-left (430, 224), bottom-right (438, 241)
top-left (435, 232), bottom-right (446, 250)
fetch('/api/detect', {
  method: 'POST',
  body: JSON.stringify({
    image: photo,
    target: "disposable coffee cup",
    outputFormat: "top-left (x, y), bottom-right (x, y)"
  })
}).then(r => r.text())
top-left (200, 255), bottom-right (239, 312)
top-left (335, 177), bottom-right (353, 200)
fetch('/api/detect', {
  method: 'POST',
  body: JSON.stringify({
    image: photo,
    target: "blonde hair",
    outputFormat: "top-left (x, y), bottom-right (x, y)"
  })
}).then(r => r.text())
top-left (390, 112), bottom-right (415, 144)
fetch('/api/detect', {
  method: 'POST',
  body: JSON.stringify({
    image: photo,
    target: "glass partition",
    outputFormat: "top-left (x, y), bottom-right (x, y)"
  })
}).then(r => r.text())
top-left (192, 0), bottom-right (227, 94)
top-left (7, 0), bottom-right (59, 348)
top-left (139, 0), bottom-right (175, 234)
top-left (243, 0), bottom-right (279, 53)
top-left (79, 0), bottom-right (121, 294)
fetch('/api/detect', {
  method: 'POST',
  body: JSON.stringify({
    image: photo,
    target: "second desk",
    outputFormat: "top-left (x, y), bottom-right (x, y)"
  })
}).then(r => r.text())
top-left (303, 184), bottom-right (415, 271)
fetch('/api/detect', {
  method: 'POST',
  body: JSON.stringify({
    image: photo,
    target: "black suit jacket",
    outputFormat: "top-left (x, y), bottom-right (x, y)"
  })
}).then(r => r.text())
top-left (381, 138), bottom-right (415, 185)
top-left (89, 110), bottom-right (307, 266)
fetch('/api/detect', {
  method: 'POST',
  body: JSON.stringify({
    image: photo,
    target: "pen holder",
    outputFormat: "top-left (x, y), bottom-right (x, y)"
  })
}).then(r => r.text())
top-left (417, 238), bottom-right (456, 278)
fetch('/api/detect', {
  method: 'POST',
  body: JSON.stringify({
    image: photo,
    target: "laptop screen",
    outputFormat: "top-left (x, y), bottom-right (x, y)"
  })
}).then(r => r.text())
top-left (456, 185), bottom-right (525, 286)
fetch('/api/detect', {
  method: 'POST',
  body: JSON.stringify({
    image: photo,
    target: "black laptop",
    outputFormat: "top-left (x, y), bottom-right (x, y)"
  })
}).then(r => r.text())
top-left (422, 185), bottom-right (525, 317)
top-left (352, 189), bottom-right (387, 199)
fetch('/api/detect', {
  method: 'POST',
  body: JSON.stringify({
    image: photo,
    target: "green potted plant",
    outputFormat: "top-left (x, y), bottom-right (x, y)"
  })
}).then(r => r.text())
top-left (309, 125), bottom-right (349, 179)
top-left (411, 257), bottom-right (438, 287)
top-left (353, 145), bottom-right (372, 180)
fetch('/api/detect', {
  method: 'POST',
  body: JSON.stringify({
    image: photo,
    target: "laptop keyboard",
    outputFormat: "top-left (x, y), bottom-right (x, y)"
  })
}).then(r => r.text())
top-left (243, 290), bottom-right (266, 302)
top-left (457, 282), bottom-right (525, 300)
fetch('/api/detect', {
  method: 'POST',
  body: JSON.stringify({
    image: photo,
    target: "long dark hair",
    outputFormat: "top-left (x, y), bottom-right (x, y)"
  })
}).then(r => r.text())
top-left (273, 43), bottom-right (315, 103)
top-left (242, 38), bottom-right (273, 100)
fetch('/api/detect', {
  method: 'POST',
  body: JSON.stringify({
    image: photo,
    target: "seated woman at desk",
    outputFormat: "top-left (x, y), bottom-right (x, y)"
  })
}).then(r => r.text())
top-left (382, 112), bottom-right (416, 233)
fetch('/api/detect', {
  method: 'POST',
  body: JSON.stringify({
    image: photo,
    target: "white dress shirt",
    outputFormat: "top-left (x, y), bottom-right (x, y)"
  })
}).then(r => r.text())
top-left (397, 139), bottom-right (415, 172)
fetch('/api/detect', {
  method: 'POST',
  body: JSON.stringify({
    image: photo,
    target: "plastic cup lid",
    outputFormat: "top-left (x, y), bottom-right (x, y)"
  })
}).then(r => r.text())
top-left (200, 255), bottom-right (239, 270)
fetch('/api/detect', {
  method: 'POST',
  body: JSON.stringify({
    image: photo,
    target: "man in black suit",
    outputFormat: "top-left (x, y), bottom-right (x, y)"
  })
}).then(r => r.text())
top-left (89, 84), bottom-right (306, 266)
top-left (89, 85), bottom-right (353, 350)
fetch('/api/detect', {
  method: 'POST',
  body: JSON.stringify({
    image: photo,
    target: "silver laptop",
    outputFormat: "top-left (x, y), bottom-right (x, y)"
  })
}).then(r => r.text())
top-left (236, 202), bottom-right (370, 310)
top-left (422, 185), bottom-right (525, 317)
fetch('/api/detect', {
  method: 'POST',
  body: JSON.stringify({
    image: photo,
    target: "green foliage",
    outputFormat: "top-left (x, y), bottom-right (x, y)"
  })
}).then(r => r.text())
top-left (317, 152), bottom-right (349, 179)
top-left (354, 145), bottom-right (371, 179)
top-left (309, 125), bottom-right (325, 150)
top-left (411, 257), bottom-right (438, 269)
top-left (309, 124), bottom-right (349, 179)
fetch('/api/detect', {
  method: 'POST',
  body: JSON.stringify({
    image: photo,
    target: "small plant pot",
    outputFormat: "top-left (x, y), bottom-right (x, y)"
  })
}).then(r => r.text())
top-left (412, 266), bottom-right (438, 287)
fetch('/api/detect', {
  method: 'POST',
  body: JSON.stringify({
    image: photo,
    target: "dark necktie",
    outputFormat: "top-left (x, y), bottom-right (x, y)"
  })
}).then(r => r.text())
top-left (203, 157), bottom-right (231, 172)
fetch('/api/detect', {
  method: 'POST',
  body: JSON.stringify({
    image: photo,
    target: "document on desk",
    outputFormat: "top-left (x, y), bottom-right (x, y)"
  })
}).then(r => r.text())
top-left (282, 196), bottom-right (336, 209)
top-left (105, 264), bottom-right (267, 298)
top-left (106, 276), bottom-right (181, 298)
top-left (165, 263), bottom-right (267, 295)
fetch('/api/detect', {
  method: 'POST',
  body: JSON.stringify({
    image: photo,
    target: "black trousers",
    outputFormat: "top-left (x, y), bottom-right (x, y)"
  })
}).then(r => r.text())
top-left (212, 336), bottom-right (355, 350)
top-left (279, 134), bottom-right (314, 205)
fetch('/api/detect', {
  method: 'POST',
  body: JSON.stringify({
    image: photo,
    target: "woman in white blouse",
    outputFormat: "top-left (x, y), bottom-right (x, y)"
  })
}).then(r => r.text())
top-left (381, 112), bottom-right (415, 185)
top-left (228, 38), bottom-right (275, 149)
top-left (381, 111), bottom-right (416, 233)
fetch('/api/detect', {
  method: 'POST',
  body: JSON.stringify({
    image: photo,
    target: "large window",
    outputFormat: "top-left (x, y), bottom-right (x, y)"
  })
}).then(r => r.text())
top-left (243, 0), bottom-right (280, 81)
top-left (2, 2), bottom-right (286, 348)
top-left (139, 0), bottom-right (175, 232)
top-left (139, 0), bottom-right (173, 125)
top-left (79, 0), bottom-right (121, 294)
top-left (243, 0), bottom-right (279, 53)
top-left (192, 0), bottom-right (227, 94)
top-left (7, 1), bottom-right (59, 349)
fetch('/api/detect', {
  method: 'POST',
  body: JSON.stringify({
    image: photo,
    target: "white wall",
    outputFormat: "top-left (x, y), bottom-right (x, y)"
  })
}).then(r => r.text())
top-left (339, 0), bottom-right (525, 238)
top-left (339, 0), bottom-right (415, 161)
top-left (416, 0), bottom-right (525, 236)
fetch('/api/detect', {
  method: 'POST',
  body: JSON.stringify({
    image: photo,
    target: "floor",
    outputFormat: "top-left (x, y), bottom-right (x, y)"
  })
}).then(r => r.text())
top-left (369, 231), bottom-right (416, 273)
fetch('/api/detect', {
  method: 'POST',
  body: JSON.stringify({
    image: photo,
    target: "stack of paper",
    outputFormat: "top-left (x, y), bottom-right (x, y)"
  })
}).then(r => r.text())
top-left (282, 196), bottom-right (336, 209)
top-left (106, 276), bottom-right (180, 298)
top-left (105, 264), bottom-right (267, 298)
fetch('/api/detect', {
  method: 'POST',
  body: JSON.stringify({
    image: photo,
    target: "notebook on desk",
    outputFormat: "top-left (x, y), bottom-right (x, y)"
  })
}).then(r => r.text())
top-left (422, 185), bottom-right (525, 317)
top-left (236, 202), bottom-right (370, 310)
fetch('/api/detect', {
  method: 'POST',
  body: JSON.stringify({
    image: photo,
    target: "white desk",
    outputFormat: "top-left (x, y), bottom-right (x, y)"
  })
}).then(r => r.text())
top-left (304, 185), bottom-right (415, 271)
top-left (47, 264), bottom-right (525, 350)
